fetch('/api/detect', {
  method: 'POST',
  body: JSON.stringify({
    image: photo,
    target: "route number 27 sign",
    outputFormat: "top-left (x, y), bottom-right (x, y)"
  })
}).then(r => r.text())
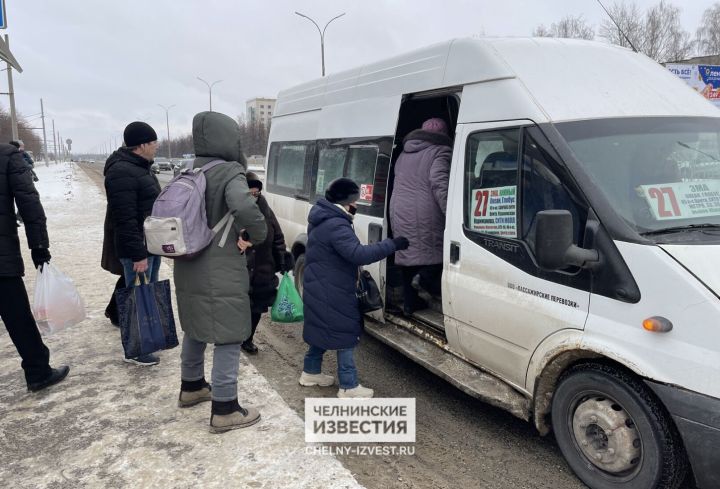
top-left (639, 181), bottom-right (720, 220)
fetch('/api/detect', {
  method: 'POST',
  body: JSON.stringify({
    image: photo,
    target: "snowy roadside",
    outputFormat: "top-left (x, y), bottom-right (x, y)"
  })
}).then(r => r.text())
top-left (0, 162), bottom-right (363, 489)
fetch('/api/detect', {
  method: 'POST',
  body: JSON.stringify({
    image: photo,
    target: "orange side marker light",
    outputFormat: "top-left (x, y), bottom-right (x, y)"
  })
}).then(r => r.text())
top-left (642, 316), bottom-right (673, 333)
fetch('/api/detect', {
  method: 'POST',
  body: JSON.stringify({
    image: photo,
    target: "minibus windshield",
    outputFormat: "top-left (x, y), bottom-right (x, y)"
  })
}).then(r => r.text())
top-left (556, 117), bottom-right (720, 237)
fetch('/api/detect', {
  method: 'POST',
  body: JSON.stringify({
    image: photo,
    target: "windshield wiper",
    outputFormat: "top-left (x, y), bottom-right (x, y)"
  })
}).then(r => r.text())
top-left (677, 141), bottom-right (720, 161)
top-left (640, 223), bottom-right (720, 236)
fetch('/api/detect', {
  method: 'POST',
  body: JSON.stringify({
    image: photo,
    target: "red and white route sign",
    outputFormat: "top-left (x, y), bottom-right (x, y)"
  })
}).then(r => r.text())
top-left (360, 184), bottom-right (374, 202)
top-left (639, 181), bottom-right (720, 220)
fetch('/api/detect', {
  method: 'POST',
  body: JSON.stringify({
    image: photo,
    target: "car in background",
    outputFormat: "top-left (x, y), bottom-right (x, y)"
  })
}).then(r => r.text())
top-left (173, 158), bottom-right (195, 177)
top-left (151, 162), bottom-right (160, 174)
top-left (169, 158), bottom-right (266, 181)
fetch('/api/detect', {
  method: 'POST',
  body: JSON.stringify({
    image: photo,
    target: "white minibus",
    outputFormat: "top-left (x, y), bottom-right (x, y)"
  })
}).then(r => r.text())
top-left (264, 38), bottom-right (720, 489)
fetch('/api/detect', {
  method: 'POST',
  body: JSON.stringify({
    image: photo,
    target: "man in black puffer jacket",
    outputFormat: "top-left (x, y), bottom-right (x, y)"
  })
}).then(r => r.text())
top-left (103, 121), bottom-right (161, 366)
top-left (0, 143), bottom-right (69, 392)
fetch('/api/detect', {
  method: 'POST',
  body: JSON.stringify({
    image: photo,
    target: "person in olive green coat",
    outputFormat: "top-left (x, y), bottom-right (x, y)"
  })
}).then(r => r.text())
top-left (174, 111), bottom-right (267, 434)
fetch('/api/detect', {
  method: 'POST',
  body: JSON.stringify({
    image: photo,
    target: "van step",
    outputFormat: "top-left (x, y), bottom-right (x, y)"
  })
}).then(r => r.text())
top-left (364, 318), bottom-right (531, 421)
top-left (408, 309), bottom-right (446, 335)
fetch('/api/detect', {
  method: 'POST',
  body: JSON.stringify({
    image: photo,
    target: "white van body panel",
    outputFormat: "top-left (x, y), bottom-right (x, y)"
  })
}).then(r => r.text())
top-left (457, 79), bottom-right (549, 124)
top-left (526, 243), bottom-right (720, 398)
top-left (275, 38), bottom-right (718, 124)
top-left (582, 241), bottom-right (720, 398)
top-left (488, 38), bottom-right (719, 121)
top-left (268, 109), bottom-right (319, 142)
top-left (660, 244), bottom-right (720, 296)
top-left (316, 96), bottom-right (401, 140)
top-left (352, 42), bottom-right (449, 99)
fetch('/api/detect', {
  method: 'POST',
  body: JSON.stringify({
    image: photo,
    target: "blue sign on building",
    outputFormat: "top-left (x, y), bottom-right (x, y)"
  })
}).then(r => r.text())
top-left (0, 0), bottom-right (6, 29)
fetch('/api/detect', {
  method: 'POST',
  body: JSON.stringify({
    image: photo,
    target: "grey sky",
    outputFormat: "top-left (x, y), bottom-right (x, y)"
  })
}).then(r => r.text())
top-left (4, 0), bottom-right (714, 153)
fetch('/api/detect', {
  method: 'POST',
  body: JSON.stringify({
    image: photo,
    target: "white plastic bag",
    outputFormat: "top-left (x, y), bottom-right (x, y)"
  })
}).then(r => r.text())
top-left (32, 263), bottom-right (86, 335)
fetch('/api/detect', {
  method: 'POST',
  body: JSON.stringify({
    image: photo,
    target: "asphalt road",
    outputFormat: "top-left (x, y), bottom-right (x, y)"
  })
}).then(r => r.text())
top-left (76, 162), bottom-right (694, 489)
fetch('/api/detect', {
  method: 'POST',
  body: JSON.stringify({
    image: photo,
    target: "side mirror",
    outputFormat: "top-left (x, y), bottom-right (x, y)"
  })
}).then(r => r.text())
top-left (535, 210), bottom-right (599, 270)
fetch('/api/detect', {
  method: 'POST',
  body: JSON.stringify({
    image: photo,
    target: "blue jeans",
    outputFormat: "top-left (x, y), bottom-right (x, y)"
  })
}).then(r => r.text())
top-left (303, 345), bottom-right (358, 389)
top-left (119, 255), bottom-right (161, 287)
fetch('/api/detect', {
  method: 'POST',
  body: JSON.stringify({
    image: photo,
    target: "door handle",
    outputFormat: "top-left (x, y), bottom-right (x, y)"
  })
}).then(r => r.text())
top-left (368, 223), bottom-right (383, 244)
top-left (450, 242), bottom-right (460, 264)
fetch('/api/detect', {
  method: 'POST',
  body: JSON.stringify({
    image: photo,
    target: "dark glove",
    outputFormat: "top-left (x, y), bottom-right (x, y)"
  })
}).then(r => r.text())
top-left (281, 251), bottom-right (295, 273)
top-left (392, 237), bottom-right (410, 251)
top-left (31, 170), bottom-right (39, 182)
top-left (31, 248), bottom-right (51, 269)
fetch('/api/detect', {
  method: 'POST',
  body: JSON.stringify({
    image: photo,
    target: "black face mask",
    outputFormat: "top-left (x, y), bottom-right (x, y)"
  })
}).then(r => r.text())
top-left (348, 205), bottom-right (358, 215)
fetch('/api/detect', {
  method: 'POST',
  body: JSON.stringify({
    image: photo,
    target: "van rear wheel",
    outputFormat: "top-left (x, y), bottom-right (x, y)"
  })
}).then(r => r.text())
top-left (551, 363), bottom-right (687, 489)
top-left (293, 253), bottom-right (305, 298)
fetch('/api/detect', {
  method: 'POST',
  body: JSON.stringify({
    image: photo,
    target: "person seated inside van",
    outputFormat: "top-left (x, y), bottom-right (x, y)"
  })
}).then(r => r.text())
top-left (389, 118), bottom-right (453, 315)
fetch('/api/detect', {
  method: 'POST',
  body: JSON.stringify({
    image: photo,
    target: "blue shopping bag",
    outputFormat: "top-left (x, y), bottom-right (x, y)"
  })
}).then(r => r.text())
top-left (116, 274), bottom-right (178, 358)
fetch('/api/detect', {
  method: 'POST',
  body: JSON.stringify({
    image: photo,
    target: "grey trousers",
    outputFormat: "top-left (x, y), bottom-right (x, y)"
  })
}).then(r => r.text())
top-left (180, 335), bottom-right (242, 402)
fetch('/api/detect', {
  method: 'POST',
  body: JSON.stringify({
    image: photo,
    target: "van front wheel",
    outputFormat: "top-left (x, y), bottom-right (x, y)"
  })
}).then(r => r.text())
top-left (551, 363), bottom-right (687, 489)
top-left (293, 253), bottom-right (305, 298)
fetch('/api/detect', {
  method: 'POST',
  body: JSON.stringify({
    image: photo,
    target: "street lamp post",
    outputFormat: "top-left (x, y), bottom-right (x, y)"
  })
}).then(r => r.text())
top-left (158, 103), bottom-right (176, 159)
top-left (294, 11), bottom-right (346, 77)
top-left (196, 77), bottom-right (222, 111)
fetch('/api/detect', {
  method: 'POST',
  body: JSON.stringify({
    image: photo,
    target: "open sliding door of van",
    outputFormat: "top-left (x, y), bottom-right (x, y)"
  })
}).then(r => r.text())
top-left (383, 90), bottom-right (462, 333)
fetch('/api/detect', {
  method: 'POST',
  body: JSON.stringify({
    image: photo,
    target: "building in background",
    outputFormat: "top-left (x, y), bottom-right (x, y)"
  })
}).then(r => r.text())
top-left (666, 55), bottom-right (720, 109)
top-left (246, 97), bottom-right (276, 126)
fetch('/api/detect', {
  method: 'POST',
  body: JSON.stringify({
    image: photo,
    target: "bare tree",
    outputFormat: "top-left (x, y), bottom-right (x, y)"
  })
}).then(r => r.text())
top-left (643, 0), bottom-right (694, 62)
top-left (533, 24), bottom-right (553, 38)
top-left (534, 15), bottom-right (595, 40)
top-left (237, 117), bottom-right (271, 157)
top-left (599, 1), bottom-right (694, 62)
top-left (157, 134), bottom-right (193, 158)
top-left (599, 2), bottom-right (644, 49)
top-left (0, 104), bottom-right (43, 154)
top-left (696, 2), bottom-right (720, 56)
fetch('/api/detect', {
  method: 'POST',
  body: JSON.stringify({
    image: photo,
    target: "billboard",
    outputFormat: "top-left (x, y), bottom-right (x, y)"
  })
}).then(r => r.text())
top-left (667, 63), bottom-right (720, 108)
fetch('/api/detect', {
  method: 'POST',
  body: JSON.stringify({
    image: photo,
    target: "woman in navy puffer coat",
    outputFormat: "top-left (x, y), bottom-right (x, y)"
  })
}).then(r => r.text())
top-left (300, 178), bottom-right (408, 398)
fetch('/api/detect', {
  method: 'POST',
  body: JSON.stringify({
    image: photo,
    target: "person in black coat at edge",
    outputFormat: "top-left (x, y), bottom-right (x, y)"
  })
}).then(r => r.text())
top-left (300, 178), bottom-right (409, 398)
top-left (9, 140), bottom-right (38, 225)
top-left (8, 140), bottom-right (38, 182)
top-left (241, 171), bottom-right (293, 354)
top-left (0, 143), bottom-right (69, 391)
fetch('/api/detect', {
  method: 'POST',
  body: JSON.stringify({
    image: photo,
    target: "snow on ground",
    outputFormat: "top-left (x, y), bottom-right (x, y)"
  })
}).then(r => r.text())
top-left (0, 162), bottom-right (363, 489)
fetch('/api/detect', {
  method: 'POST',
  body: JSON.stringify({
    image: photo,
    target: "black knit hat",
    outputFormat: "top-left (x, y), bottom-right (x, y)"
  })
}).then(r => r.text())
top-left (246, 171), bottom-right (263, 191)
top-left (325, 177), bottom-right (360, 205)
top-left (123, 121), bottom-right (157, 147)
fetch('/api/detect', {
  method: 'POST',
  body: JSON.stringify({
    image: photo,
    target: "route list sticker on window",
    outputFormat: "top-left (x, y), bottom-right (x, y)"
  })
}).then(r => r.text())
top-left (470, 185), bottom-right (517, 237)
top-left (639, 181), bottom-right (720, 220)
top-left (360, 184), bottom-right (374, 202)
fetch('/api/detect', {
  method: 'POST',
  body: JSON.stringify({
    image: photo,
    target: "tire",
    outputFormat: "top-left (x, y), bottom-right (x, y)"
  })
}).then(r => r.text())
top-left (551, 363), bottom-right (688, 489)
top-left (293, 253), bottom-right (305, 298)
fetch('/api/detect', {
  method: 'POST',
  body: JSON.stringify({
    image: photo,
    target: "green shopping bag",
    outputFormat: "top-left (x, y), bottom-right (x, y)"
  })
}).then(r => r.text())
top-left (271, 273), bottom-right (304, 323)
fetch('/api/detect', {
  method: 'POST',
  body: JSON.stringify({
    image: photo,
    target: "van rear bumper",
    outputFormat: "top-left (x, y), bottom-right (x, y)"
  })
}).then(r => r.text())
top-left (646, 380), bottom-right (720, 489)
